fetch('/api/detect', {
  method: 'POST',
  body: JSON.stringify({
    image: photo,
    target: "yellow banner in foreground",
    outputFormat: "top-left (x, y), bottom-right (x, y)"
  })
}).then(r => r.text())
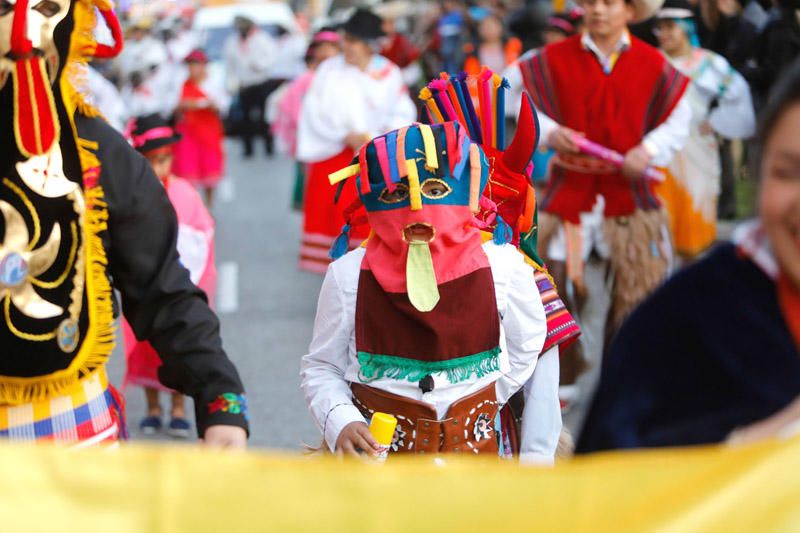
top-left (1, 436), bottom-right (799, 532)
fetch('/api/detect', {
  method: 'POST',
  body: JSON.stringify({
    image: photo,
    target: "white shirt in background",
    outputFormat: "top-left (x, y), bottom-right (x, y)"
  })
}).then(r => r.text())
top-left (223, 29), bottom-right (277, 89)
top-left (85, 66), bottom-right (127, 131)
top-left (296, 54), bottom-right (417, 163)
top-left (269, 32), bottom-right (308, 80)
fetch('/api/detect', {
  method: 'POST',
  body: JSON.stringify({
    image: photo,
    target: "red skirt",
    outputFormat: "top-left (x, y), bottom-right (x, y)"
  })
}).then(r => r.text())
top-left (300, 148), bottom-right (370, 274)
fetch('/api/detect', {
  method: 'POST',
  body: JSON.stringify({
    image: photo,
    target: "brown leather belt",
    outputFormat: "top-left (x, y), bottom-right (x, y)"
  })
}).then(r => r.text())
top-left (351, 382), bottom-right (499, 455)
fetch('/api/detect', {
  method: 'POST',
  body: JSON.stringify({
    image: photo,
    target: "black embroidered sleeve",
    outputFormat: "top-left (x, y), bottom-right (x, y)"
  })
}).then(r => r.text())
top-left (77, 116), bottom-right (249, 437)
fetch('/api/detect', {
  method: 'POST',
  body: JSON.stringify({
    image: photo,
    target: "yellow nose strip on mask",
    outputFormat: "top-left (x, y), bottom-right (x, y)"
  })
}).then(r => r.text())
top-left (407, 160), bottom-right (422, 211)
top-left (406, 241), bottom-right (440, 312)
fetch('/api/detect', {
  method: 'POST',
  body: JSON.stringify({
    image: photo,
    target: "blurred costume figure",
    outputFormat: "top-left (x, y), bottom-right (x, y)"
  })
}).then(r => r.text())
top-left (85, 65), bottom-right (126, 131)
top-left (438, 0), bottom-right (467, 74)
top-left (0, 0), bottom-right (248, 444)
top-left (420, 68), bottom-right (582, 462)
top-left (172, 49), bottom-right (230, 207)
top-left (463, 14), bottom-right (522, 76)
top-left (654, 0), bottom-right (755, 258)
top-left (301, 121), bottom-right (556, 460)
top-left (505, 9), bottom-right (583, 184)
top-left (116, 18), bottom-right (167, 82)
top-left (296, 9), bottom-right (416, 274)
top-left (517, 0), bottom-right (690, 357)
top-left (119, 40), bottom-right (172, 120)
top-left (271, 30), bottom-right (341, 210)
top-left (578, 60), bottom-right (800, 453)
top-left (123, 115), bottom-right (217, 438)
top-left (376, 1), bottom-right (422, 87)
top-left (224, 15), bottom-right (277, 158)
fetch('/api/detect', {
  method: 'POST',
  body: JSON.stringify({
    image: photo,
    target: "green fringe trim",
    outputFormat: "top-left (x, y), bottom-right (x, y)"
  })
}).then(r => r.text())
top-left (357, 347), bottom-right (501, 383)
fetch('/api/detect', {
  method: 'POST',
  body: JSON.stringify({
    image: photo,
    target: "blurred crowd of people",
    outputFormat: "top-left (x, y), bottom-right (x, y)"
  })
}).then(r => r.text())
top-left (77, 0), bottom-right (799, 448)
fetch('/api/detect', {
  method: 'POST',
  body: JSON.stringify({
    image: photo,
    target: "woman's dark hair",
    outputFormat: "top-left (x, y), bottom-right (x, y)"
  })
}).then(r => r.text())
top-left (758, 58), bottom-right (800, 147)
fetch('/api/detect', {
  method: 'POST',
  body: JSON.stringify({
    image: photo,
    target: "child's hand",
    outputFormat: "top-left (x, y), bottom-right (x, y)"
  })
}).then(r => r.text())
top-left (335, 421), bottom-right (380, 457)
top-left (202, 425), bottom-right (247, 449)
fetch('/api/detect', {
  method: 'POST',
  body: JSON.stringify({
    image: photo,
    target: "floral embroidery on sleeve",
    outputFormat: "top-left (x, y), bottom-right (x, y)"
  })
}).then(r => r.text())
top-left (208, 393), bottom-right (249, 421)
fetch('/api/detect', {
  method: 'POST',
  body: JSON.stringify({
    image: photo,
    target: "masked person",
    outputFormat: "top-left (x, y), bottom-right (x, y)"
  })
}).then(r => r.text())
top-left (577, 62), bottom-right (800, 452)
top-left (0, 0), bottom-right (247, 447)
top-left (653, 0), bottom-right (755, 260)
top-left (301, 120), bottom-right (559, 461)
top-left (296, 8), bottom-right (416, 274)
top-left (513, 0), bottom-right (691, 393)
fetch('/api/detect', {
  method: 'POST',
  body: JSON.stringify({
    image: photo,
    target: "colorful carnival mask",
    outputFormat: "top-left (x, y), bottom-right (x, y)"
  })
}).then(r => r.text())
top-left (420, 69), bottom-right (543, 263)
top-left (0, 0), bottom-right (123, 404)
top-left (330, 122), bottom-right (493, 312)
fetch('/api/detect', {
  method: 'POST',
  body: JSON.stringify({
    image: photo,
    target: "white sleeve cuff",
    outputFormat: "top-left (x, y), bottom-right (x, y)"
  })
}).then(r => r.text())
top-left (323, 403), bottom-right (367, 452)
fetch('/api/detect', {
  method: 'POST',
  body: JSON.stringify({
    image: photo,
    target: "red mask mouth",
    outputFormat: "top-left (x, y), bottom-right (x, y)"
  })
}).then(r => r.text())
top-left (403, 223), bottom-right (436, 243)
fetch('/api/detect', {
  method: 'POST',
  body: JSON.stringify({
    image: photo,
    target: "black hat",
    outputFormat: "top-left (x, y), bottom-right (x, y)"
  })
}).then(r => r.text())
top-left (656, 0), bottom-right (694, 19)
top-left (129, 114), bottom-right (181, 154)
top-left (341, 8), bottom-right (386, 41)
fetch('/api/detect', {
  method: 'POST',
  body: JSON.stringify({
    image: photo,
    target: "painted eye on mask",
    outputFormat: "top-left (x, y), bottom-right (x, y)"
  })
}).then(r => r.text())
top-left (33, 0), bottom-right (62, 17)
top-left (378, 183), bottom-right (410, 204)
top-left (0, 1), bottom-right (12, 17)
top-left (420, 178), bottom-right (452, 200)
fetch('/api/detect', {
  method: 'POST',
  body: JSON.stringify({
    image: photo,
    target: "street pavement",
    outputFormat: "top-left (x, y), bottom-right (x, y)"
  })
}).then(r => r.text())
top-left (107, 141), bottom-right (323, 450)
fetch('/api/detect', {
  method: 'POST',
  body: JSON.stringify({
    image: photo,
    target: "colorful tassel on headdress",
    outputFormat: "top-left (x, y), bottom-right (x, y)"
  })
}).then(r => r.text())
top-left (418, 87), bottom-right (445, 123)
top-left (490, 74), bottom-right (503, 149)
top-left (407, 160), bottom-right (423, 211)
top-left (430, 88), bottom-right (452, 122)
top-left (443, 122), bottom-right (458, 176)
top-left (453, 131), bottom-right (470, 180)
top-left (419, 124), bottom-right (439, 172)
top-left (439, 72), bottom-right (467, 128)
top-left (429, 79), bottom-right (459, 124)
top-left (458, 73), bottom-right (482, 144)
top-left (385, 130), bottom-right (401, 184)
top-left (496, 76), bottom-right (509, 150)
top-left (358, 145), bottom-right (370, 195)
top-left (373, 136), bottom-right (395, 192)
top-left (329, 223), bottom-right (352, 260)
top-left (396, 126), bottom-right (409, 177)
top-left (478, 69), bottom-right (495, 149)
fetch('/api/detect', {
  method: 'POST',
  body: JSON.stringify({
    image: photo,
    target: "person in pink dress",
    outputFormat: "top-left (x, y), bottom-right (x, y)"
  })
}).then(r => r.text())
top-left (172, 49), bottom-right (230, 208)
top-left (124, 114), bottom-right (218, 438)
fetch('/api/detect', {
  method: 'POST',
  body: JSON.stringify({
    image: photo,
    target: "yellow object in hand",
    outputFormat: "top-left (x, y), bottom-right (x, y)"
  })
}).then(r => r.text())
top-left (369, 413), bottom-right (398, 462)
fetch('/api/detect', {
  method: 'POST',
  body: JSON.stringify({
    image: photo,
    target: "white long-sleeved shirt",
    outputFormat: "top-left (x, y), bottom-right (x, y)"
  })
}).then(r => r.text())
top-left (300, 241), bottom-right (562, 461)
top-left (504, 32), bottom-right (691, 168)
top-left (223, 29), bottom-right (277, 89)
top-left (295, 54), bottom-right (417, 163)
